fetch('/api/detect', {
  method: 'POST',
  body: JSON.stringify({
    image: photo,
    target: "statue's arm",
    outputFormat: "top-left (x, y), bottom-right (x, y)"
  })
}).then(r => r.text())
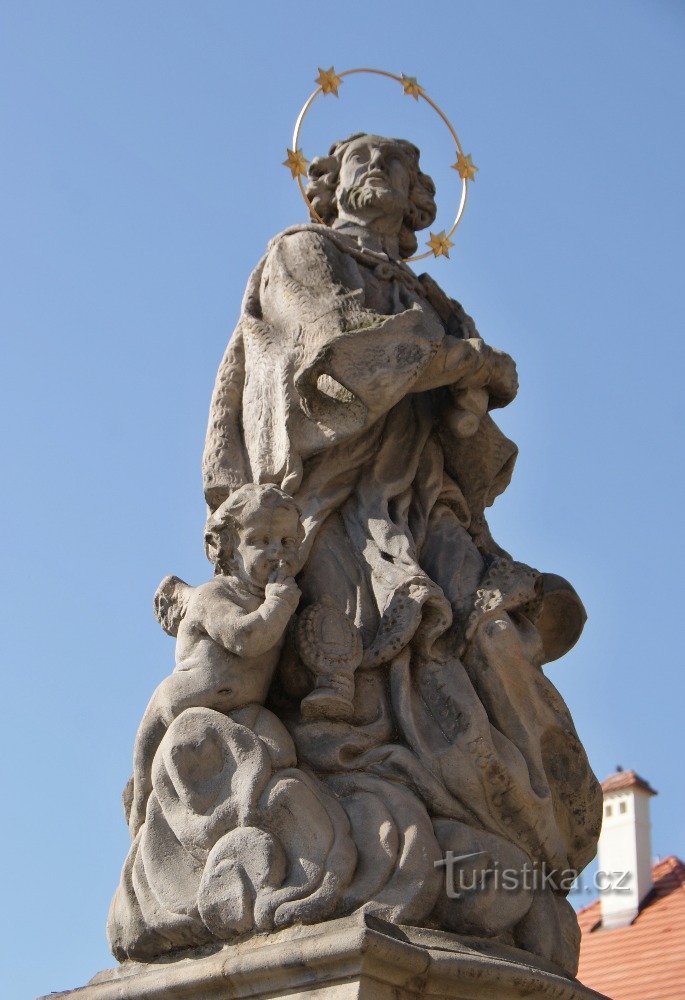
top-left (264, 233), bottom-right (516, 407)
top-left (410, 334), bottom-right (518, 407)
top-left (197, 581), bottom-right (300, 659)
top-left (262, 232), bottom-right (446, 414)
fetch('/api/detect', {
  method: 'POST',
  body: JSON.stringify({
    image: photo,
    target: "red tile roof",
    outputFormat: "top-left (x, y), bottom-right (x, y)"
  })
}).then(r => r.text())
top-left (577, 855), bottom-right (685, 999)
top-left (600, 769), bottom-right (658, 796)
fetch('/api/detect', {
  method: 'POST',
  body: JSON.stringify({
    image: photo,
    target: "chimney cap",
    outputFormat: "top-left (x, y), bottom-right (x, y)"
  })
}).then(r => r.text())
top-left (601, 768), bottom-right (657, 796)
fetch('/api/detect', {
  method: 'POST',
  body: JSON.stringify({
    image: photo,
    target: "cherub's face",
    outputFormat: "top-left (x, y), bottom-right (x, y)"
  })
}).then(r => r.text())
top-left (232, 504), bottom-right (300, 588)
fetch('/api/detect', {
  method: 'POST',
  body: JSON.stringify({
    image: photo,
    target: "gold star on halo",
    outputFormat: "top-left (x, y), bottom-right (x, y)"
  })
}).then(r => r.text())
top-left (283, 148), bottom-right (308, 179)
top-left (452, 152), bottom-right (478, 182)
top-left (427, 230), bottom-right (455, 258)
top-left (315, 66), bottom-right (342, 96)
top-left (401, 74), bottom-right (424, 100)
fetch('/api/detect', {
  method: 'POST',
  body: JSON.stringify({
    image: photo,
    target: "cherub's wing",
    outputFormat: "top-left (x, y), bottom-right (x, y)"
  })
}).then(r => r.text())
top-left (153, 574), bottom-right (194, 636)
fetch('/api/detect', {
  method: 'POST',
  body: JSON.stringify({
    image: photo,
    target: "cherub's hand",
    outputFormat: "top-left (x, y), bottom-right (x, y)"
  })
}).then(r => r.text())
top-left (269, 562), bottom-right (295, 584)
top-left (266, 574), bottom-right (301, 609)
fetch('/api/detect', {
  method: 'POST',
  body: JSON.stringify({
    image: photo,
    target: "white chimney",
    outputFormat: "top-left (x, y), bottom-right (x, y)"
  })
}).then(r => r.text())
top-left (597, 768), bottom-right (657, 929)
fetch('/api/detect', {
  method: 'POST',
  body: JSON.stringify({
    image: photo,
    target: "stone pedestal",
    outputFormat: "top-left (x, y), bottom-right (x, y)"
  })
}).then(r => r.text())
top-left (44, 913), bottom-right (608, 999)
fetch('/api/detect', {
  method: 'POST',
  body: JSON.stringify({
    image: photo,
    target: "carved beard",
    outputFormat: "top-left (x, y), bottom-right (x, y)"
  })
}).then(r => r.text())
top-left (341, 183), bottom-right (402, 214)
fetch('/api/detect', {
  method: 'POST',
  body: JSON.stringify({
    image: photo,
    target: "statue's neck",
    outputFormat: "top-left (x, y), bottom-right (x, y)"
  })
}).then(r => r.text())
top-left (332, 221), bottom-right (401, 261)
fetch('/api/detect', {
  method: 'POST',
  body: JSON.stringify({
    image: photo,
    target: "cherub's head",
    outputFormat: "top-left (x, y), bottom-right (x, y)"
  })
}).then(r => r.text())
top-left (204, 483), bottom-right (303, 588)
top-left (306, 133), bottom-right (437, 257)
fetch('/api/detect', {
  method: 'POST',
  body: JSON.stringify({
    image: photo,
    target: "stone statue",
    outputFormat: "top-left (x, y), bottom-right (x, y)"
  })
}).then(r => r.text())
top-left (126, 483), bottom-right (303, 836)
top-left (108, 133), bottom-right (602, 983)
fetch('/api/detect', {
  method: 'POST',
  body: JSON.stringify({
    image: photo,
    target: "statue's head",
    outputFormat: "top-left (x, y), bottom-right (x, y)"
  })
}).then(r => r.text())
top-left (205, 483), bottom-right (304, 586)
top-left (306, 133), bottom-right (437, 258)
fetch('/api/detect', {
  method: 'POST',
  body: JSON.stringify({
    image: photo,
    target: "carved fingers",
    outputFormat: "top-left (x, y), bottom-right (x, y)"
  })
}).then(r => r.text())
top-left (484, 347), bottom-right (518, 407)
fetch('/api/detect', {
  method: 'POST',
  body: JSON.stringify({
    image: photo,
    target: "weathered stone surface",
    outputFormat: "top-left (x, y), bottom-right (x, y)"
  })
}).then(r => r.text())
top-left (104, 132), bottom-right (603, 985)
top-left (45, 914), bottom-right (609, 999)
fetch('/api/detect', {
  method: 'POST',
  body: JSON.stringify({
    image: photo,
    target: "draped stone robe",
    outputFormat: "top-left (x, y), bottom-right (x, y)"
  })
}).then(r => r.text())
top-left (201, 224), bottom-right (602, 969)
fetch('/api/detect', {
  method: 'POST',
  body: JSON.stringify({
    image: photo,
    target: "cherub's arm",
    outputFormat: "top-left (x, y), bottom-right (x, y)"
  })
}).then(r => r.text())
top-left (198, 580), bottom-right (300, 658)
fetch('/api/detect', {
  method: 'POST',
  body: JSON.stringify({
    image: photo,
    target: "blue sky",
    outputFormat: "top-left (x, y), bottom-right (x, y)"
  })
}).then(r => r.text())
top-left (1, 2), bottom-right (684, 996)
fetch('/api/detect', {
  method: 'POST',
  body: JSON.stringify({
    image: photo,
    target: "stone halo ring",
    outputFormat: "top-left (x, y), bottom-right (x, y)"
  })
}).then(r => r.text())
top-left (283, 67), bottom-right (478, 262)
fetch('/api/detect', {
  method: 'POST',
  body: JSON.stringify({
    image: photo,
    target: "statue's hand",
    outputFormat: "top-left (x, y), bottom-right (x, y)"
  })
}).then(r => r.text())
top-left (482, 346), bottom-right (518, 408)
top-left (411, 335), bottom-right (517, 403)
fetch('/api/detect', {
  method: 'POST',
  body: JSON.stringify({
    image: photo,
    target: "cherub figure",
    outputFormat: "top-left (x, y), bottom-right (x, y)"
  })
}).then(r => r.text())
top-left (127, 483), bottom-right (303, 836)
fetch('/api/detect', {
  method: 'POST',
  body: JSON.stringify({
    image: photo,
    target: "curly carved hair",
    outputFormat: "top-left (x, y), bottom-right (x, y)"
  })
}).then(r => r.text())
top-left (305, 133), bottom-right (437, 258)
top-left (204, 483), bottom-right (303, 571)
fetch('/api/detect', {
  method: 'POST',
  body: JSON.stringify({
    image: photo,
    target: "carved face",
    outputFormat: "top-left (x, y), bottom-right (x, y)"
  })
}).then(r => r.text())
top-left (232, 504), bottom-right (300, 588)
top-left (336, 136), bottom-right (411, 222)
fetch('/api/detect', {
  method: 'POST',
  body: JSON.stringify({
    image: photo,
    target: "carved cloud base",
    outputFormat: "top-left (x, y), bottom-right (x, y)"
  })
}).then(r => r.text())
top-left (43, 913), bottom-right (608, 1000)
